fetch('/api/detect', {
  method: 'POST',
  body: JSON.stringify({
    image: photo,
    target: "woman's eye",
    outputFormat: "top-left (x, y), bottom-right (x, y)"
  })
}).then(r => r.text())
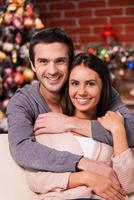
top-left (70, 81), bottom-right (79, 86)
top-left (87, 82), bottom-right (95, 86)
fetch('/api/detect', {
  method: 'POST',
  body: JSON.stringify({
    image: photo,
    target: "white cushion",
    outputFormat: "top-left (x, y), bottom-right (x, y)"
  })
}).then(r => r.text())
top-left (0, 134), bottom-right (38, 200)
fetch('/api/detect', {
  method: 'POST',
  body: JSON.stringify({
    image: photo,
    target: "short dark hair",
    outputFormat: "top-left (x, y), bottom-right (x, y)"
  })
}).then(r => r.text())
top-left (29, 27), bottom-right (74, 68)
top-left (61, 52), bottom-right (112, 117)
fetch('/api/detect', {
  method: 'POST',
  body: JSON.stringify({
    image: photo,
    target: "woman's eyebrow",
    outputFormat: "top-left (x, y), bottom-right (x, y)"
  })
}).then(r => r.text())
top-left (69, 79), bottom-right (78, 81)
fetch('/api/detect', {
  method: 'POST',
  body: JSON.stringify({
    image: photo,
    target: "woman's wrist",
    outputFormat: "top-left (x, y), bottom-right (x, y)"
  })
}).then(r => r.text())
top-left (112, 126), bottom-right (129, 156)
top-left (67, 171), bottom-right (88, 189)
top-left (83, 171), bottom-right (98, 188)
top-left (110, 124), bottom-right (125, 136)
top-left (68, 116), bottom-right (91, 137)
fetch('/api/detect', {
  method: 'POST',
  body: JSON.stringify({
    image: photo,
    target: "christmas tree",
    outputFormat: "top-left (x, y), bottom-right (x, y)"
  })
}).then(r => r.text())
top-left (0, 0), bottom-right (44, 129)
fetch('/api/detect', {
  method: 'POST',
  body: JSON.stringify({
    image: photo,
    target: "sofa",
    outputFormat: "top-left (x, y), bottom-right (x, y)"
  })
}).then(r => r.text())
top-left (0, 134), bottom-right (39, 200)
top-left (0, 134), bottom-right (134, 200)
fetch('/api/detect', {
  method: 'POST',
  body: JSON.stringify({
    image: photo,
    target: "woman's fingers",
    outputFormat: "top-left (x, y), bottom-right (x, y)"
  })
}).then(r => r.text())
top-left (112, 183), bottom-right (126, 196)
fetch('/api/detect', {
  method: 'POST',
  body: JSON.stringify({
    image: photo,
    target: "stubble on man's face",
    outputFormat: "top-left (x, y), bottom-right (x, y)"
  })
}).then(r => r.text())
top-left (33, 42), bottom-right (69, 95)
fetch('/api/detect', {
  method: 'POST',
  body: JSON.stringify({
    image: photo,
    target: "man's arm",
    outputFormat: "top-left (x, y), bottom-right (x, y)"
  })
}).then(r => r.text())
top-left (34, 88), bottom-right (134, 147)
top-left (7, 88), bottom-right (120, 174)
top-left (68, 171), bottom-right (125, 200)
top-left (7, 94), bottom-right (82, 172)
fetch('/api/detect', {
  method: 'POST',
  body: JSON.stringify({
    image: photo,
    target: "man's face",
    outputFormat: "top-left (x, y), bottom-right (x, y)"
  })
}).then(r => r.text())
top-left (32, 42), bottom-right (69, 94)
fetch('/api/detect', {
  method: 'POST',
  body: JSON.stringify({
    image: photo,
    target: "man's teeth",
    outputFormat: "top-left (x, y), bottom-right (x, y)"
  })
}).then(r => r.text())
top-left (47, 76), bottom-right (60, 80)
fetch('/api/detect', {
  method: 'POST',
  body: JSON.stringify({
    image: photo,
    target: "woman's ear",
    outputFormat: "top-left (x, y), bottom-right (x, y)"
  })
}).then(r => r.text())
top-left (30, 61), bottom-right (36, 72)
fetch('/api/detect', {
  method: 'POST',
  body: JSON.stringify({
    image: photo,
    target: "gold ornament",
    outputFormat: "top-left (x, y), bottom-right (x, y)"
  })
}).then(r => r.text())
top-left (23, 68), bottom-right (35, 82)
top-left (8, 0), bottom-right (25, 6)
top-left (7, 3), bottom-right (17, 12)
top-left (16, 7), bottom-right (24, 16)
top-left (0, 13), bottom-right (4, 25)
top-left (12, 50), bottom-right (17, 64)
top-left (0, 51), bottom-right (6, 61)
top-left (0, 111), bottom-right (4, 121)
top-left (35, 18), bottom-right (45, 29)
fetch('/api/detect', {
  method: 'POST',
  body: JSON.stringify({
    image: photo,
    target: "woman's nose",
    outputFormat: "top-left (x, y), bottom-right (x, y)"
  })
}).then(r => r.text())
top-left (78, 85), bottom-right (87, 96)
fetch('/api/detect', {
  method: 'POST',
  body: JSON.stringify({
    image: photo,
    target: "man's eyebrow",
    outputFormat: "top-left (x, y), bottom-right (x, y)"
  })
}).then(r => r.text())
top-left (36, 58), bottom-right (47, 61)
top-left (55, 57), bottom-right (68, 60)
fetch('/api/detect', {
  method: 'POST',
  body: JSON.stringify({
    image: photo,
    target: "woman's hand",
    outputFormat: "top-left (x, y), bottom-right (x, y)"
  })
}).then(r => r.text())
top-left (97, 111), bottom-right (124, 134)
top-left (85, 171), bottom-right (126, 200)
top-left (98, 111), bottom-right (128, 156)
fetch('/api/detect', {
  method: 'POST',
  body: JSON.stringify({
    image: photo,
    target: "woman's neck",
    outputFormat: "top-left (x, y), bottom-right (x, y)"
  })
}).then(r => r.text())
top-left (74, 110), bottom-right (97, 120)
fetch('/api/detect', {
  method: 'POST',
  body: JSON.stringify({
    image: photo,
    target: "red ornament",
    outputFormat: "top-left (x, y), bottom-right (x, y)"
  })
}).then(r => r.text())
top-left (6, 76), bottom-right (13, 85)
top-left (4, 68), bottom-right (13, 76)
top-left (25, 4), bottom-right (34, 16)
top-left (13, 13), bottom-right (23, 29)
top-left (15, 32), bottom-right (22, 44)
top-left (24, 16), bottom-right (34, 28)
top-left (102, 23), bottom-right (116, 46)
top-left (14, 72), bottom-right (25, 85)
top-left (87, 47), bottom-right (95, 55)
top-left (2, 99), bottom-right (9, 109)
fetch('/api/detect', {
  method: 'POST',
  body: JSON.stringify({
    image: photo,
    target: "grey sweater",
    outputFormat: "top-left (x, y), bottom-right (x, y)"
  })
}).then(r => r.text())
top-left (7, 82), bottom-right (134, 172)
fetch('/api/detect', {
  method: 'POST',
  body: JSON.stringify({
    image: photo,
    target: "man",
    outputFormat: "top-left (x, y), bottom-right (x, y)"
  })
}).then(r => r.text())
top-left (7, 27), bottom-right (134, 174)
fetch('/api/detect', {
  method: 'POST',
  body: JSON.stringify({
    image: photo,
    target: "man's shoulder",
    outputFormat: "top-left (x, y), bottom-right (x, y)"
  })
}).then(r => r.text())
top-left (7, 81), bottom-right (50, 115)
top-left (7, 81), bottom-right (39, 108)
top-left (111, 87), bottom-right (119, 97)
top-left (16, 81), bottom-right (39, 95)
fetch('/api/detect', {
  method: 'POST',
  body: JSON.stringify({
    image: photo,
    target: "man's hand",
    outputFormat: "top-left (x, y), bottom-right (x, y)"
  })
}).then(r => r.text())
top-left (34, 112), bottom-right (91, 136)
top-left (77, 157), bottom-right (119, 184)
top-left (34, 112), bottom-right (70, 135)
top-left (68, 171), bottom-right (126, 200)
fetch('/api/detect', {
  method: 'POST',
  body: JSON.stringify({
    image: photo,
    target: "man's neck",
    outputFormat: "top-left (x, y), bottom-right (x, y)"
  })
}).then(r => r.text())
top-left (40, 85), bottom-right (62, 113)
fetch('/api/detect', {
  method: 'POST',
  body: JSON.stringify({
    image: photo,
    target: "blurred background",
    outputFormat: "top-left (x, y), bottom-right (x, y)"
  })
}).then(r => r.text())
top-left (0, 0), bottom-right (134, 132)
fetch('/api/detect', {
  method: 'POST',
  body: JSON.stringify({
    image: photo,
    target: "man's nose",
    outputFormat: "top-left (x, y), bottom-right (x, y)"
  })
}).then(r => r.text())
top-left (48, 61), bottom-right (58, 74)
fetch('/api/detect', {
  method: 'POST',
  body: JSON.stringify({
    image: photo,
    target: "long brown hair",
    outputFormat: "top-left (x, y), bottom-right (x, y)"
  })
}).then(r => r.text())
top-left (61, 52), bottom-right (112, 117)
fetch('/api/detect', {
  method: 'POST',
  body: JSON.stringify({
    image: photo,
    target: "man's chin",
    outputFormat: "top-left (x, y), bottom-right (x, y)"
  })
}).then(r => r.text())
top-left (47, 87), bottom-right (62, 94)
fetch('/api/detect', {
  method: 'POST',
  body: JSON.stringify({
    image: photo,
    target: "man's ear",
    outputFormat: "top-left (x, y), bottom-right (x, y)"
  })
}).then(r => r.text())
top-left (30, 61), bottom-right (36, 72)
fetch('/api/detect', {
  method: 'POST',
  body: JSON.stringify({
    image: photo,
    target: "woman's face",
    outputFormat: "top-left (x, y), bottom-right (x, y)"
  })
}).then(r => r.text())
top-left (69, 64), bottom-right (103, 118)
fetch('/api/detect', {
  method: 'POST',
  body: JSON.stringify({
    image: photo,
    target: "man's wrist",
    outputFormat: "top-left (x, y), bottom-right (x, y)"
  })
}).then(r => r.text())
top-left (76, 157), bottom-right (90, 171)
top-left (68, 117), bottom-right (91, 137)
top-left (75, 156), bottom-right (83, 172)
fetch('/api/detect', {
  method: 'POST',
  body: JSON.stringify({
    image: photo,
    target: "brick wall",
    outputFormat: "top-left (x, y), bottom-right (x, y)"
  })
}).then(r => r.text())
top-left (35, 0), bottom-right (134, 50)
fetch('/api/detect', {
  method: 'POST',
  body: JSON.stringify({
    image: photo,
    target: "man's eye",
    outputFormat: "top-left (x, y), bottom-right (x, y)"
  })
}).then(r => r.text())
top-left (55, 58), bottom-right (66, 65)
top-left (39, 59), bottom-right (48, 65)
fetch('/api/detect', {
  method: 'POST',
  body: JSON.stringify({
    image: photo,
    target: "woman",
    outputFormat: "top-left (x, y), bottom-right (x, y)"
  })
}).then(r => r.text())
top-left (26, 53), bottom-right (134, 200)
